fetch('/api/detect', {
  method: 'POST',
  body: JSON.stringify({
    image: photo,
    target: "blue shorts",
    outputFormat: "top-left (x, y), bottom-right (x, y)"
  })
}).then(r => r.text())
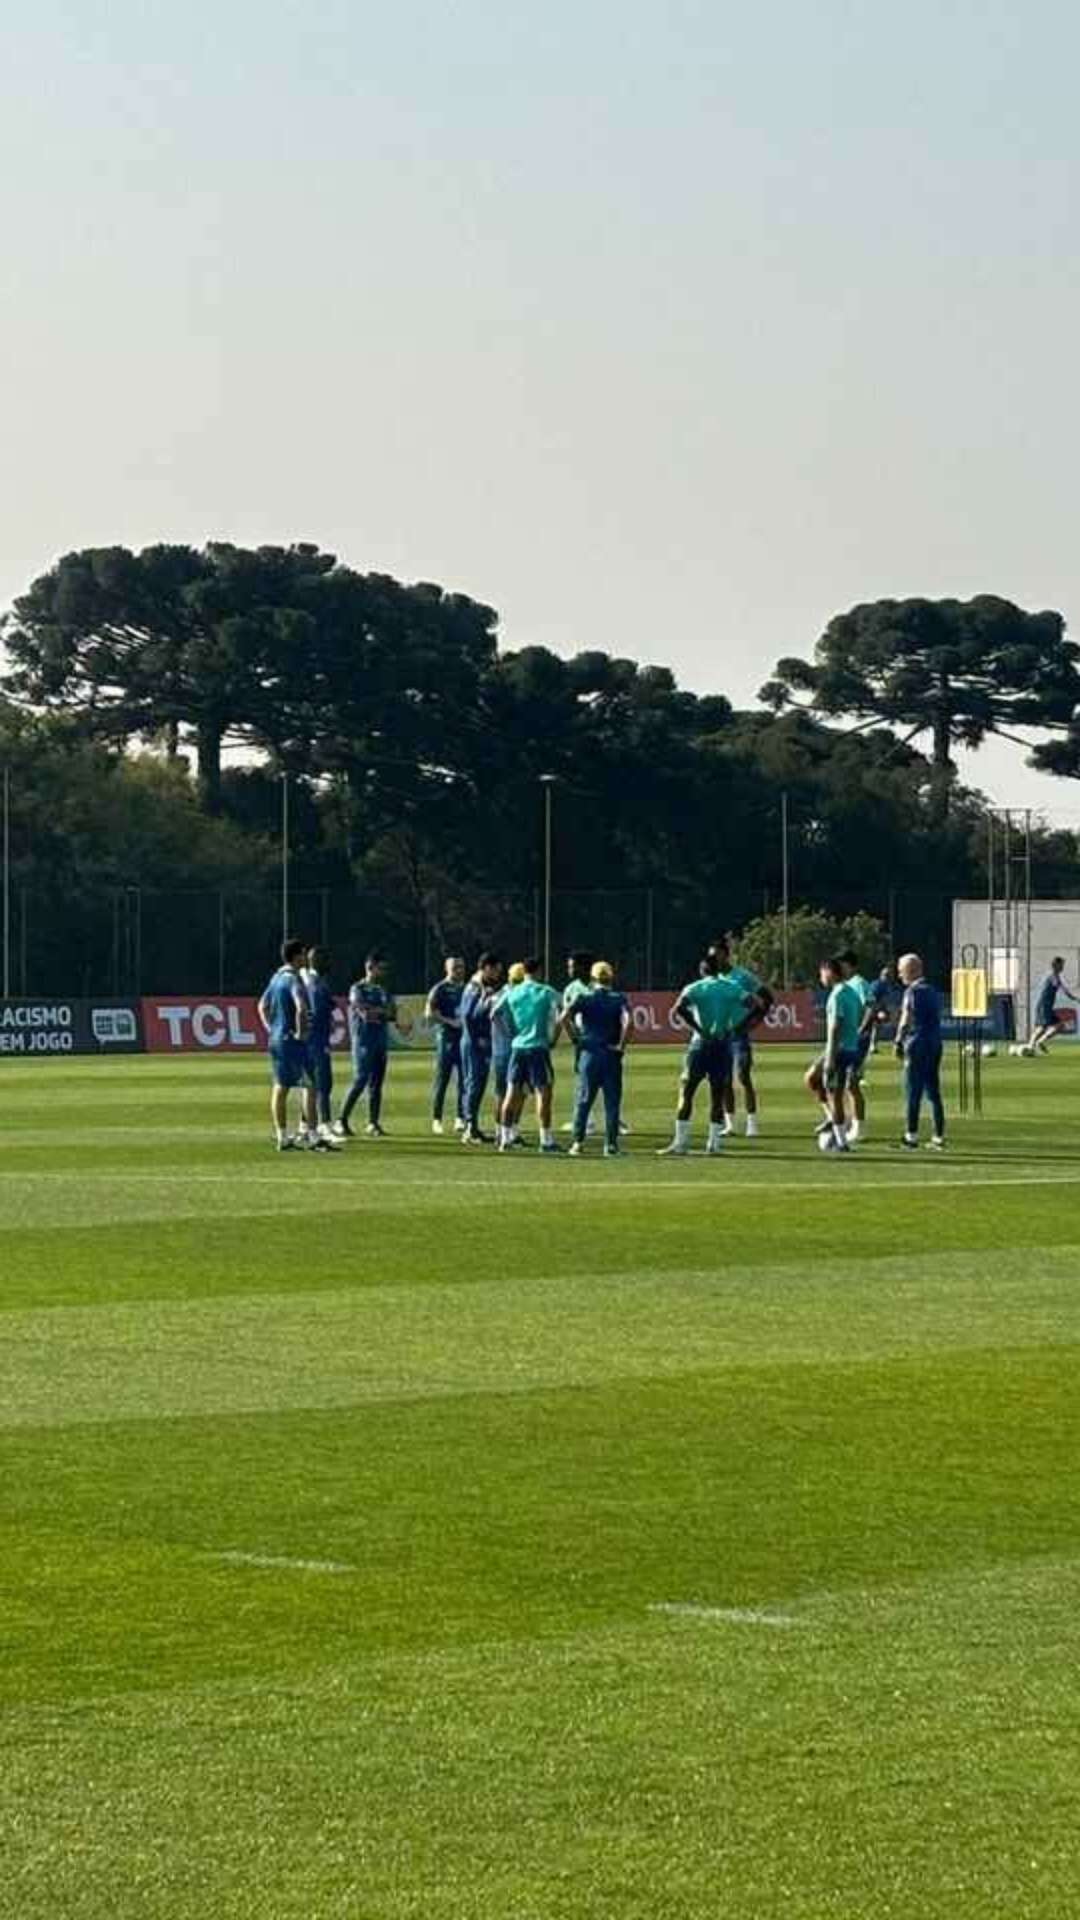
top-left (819, 1047), bottom-right (860, 1093)
top-left (307, 1045), bottom-right (333, 1097)
top-left (1036, 1003), bottom-right (1059, 1029)
top-left (509, 1047), bottom-right (553, 1093)
top-left (731, 1032), bottom-right (754, 1074)
top-left (268, 1037), bottom-right (307, 1089)
top-left (855, 1031), bottom-right (872, 1067)
top-left (681, 1037), bottom-right (732, 1095)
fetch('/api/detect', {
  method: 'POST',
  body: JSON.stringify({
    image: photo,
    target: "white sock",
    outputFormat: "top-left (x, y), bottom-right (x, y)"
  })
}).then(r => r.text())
top-left (540, 1127), bottom-right (554, 1147)
top-left (674, 1118), bottom-right (691, 1148)
top-left (745, 1114), bottom-right (758, 1136)
top-left (707, 1122), bottom-right (724, 1149)
top-left (847, 1118), bottom-right (861, 1142)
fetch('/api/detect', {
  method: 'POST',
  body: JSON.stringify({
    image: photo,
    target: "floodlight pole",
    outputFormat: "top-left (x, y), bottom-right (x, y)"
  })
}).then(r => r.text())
top-left (780, 790), bottom-right (790, 991)
top-left (281, 772), bottom-right (290, 940)
top-left (539, 774), bottom-right (556, 982)
top-left (986, 805), bottom-right (1033, 1043)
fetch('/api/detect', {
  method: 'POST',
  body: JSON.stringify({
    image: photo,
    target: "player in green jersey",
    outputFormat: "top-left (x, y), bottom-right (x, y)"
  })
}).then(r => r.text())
top-left (839, 949), bottom-right (871, 1141)
top-left (806, 956), bottom-right (862, 1152)
top-left (716, 941), bottom-right (773, 1137)
top-left (498, 958), bottom-right (563, 1154)
top-left (658, 952), bottom-right (757, 1157)
top-left (559, 951), bottom-right (594, 1132)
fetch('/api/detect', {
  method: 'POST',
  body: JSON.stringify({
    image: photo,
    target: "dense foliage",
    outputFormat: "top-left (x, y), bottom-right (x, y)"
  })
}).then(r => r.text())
top-left (2, 547), bottom-right (1078, 989)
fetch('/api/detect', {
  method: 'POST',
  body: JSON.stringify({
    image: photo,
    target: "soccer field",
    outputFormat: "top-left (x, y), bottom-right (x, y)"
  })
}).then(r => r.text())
top-left (2, 1047), bottom-right (1078, 1919)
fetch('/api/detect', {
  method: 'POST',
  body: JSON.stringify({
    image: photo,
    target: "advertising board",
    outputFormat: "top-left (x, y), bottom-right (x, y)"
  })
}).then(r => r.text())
top-left (138, 989), bottom-right (821, 1053)
top-left (0, 998), bottom-right (143, 1056)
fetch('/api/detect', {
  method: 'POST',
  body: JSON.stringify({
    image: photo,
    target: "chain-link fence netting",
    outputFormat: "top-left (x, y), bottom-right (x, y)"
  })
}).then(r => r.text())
top-left (3, 883), bottom-right (961, 996)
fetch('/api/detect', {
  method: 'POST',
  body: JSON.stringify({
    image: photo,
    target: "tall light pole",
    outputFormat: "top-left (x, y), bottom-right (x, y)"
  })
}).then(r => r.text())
top-left (281, 772), bottom-right (290, 940)
top-left (539, 774), bottom-right (556, 982)
top-left (780, 790), bottom-right (790, 991)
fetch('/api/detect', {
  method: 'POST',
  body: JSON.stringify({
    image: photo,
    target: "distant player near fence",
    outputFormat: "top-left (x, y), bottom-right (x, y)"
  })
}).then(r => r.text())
top-left (1030, 958), bottom-right (1079, 1053)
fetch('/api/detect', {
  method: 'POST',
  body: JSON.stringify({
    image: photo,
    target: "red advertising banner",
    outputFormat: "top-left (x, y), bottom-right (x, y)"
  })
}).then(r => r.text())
top-left (625, 990), bottom-right (820, 1045)
top-left (142, 997), bottom-right (352, 1053)
top-left (142, 990), bottom-right (821, 1053)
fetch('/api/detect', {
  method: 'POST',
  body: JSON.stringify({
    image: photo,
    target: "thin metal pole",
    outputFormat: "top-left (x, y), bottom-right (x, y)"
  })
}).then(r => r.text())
top-left (538, 774), bottom-right (556, 981)
top-left (986, 812), bottom-right (994, 983)
top-left (645, 887), bottom-right (654, 991)
top-left (218, 890), bottom-right (226, 995)
top-left (2, 767), bottom-right (9, 998)
top-left (281, 774), bottom-right (290, 939)
top-left (1024, 808), bottom-right (1033, 1043)
top-left (543, 782), bottom-right (553, 982)
top-left (780, 790), bottom-right (790, 991)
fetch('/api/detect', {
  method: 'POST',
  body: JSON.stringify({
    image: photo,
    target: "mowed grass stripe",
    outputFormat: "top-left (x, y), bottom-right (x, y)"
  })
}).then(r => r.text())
top-left (4, 1051), bottom-right (1080, 1919)
top-left (4, 1177), bottom-right (1080, 1313)
top-left (4, 1558), bottom-right (1080, 1920)
top-left (2, 1249), bottom-right (1079, 1429)
top-left (3, 1345), bottom-right (1078, 1708)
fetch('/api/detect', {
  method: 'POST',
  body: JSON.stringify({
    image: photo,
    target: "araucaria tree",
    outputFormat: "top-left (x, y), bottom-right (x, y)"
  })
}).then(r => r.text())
top-left (760, 596), bottom-right (1079, 817)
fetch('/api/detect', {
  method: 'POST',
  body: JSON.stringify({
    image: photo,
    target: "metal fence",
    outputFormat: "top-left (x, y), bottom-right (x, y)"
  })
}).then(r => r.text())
top-left (3, 882), bottom-right (961, 997)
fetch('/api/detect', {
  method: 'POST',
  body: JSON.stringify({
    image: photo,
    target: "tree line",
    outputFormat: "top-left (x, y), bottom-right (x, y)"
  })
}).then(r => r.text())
top-left (2, 542), bottom-right (1078, 991)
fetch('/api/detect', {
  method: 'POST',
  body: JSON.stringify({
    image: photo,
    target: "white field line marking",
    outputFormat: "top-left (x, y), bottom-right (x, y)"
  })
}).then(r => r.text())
top-left (649, 1602), bottom-right (800, 1627)
top-left (209, 1551), bottom-right (356, 1575)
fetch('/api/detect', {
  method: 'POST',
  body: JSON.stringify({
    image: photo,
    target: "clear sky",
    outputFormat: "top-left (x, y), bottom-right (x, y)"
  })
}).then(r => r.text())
top-left (3, 0), bottom-right (1079, 818)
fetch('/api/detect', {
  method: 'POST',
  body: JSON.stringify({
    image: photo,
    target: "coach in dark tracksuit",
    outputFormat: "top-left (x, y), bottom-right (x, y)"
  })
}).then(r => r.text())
top-left (895, 952), bottom-right (945, 1148)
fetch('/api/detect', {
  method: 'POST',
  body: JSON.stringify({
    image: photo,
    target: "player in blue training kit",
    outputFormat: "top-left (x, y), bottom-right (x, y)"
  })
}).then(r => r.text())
top-left (299, 944), bottom-right (341, 1148)
top-left (565, 961), bottom-right (631, 1156)
top-left (426, 955), bottom-right (467, 1135)
top-left (1030, 958), bottom-right (1079, 1052)
top-left (895, 952), bottom-right (945, 1149)
top-left (863, 964), bottom-right (897, 1056)
top-left (257, 937), bottom-right (313, 1151)
top-left (335, 954), bottom-right (403, 1138)
top-left (459, 952), bottom-right (504, 1144)
top-left (489, 962), bottom-right (524, 1141)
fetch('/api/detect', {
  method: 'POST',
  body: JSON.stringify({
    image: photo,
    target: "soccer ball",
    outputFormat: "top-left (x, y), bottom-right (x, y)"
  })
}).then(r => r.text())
top-left (1007, 1043), bottom-right (1021, 1057)
top-left (981, 1043), bottom-right (997, 1059)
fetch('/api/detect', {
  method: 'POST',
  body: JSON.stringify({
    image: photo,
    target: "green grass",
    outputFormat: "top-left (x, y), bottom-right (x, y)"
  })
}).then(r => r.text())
top-left (1, 1046), bottom-right (1078, 1918)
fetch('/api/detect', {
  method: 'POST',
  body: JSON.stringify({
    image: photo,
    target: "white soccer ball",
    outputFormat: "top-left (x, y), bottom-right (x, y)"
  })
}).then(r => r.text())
top-left (1007, 1043), bottom-right (1020, 1056)
top-left (981, 1043), bottom-right (996, 1059)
